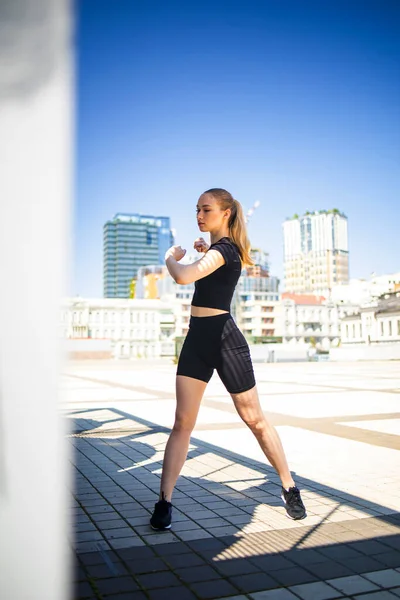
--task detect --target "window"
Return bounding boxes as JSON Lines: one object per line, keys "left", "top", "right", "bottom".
{"left": 380, "top": 322, "right": 384, "bottom": 336}
{"left": 398, "top": 320, "right": 400, "bottom": 336}
{"left": 352, "top": 324, "right": 356, "bottom": 338}
{"left": 388, "top": 321, "right": 392, "bottom": 336}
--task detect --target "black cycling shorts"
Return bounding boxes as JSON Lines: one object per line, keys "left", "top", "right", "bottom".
{"left": 177, "top": 313, "right": 256, "bottom": 394}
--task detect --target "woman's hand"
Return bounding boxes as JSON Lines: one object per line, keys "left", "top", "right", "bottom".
{"left": 165, "top": 245, "right": 186, "bottom": 262}
{"left": 193, "top": 237, "right": 209, "bottom": 253}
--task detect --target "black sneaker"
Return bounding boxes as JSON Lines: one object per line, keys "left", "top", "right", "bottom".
{"left": 281, "top": 486, "right": 307, "bottom": 520}
{"left": 150, "top": 495, "right": 172, "bottom": 531}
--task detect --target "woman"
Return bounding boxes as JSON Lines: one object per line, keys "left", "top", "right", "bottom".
{"left": 150, "top": 188, "right": 306, "bottom": 530}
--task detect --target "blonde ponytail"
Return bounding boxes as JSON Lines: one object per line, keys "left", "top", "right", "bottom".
{"left": 202, "top": 188, "right": 254, "bottom": 267}
{"left": 229, "top": 199, "right": 254, "bottom": 266}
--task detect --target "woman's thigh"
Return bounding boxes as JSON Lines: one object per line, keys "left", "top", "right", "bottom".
{"left": 177, "top": 329, "right": 214, "bottom": 384}
{"left": 217, "top": 318, "right": 255, "bottom": 394}
{"left": 174, "top": 375, "right": 208, "bottom": 430}
{"left": 230, "top": 385, "right": 264, "bottom": 426}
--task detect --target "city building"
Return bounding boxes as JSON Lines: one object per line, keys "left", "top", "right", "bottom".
{"left": 103, "top": 213, "right": 174, "bottom": 298}
{"left": 281, "top": 292, "right": 352, "bottom": 348}
{"left": 246, "top": 247, "right": 270, "bottom": 278}
{"left": 135, "top": 265, "right": 177, "bottom": 300}
{"left": 233, "top": 246, "right": 281, "bottom": 339}
{"left": 60, "top": 297, "right": 175, "bottom": 359}
{"left": 340, "top": 291, "right": 400, "bottom": 345}
{"left": 235, "top": 249, "right": 281, "bottom": 338}
{"left": 236, "top": 287, "right": 281, "bottom": 340}
{"left": 283, "top": 210, "right": 349, "bottom": 295}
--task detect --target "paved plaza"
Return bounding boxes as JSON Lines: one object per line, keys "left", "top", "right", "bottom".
{"left": 63, "top": 359, "right": 400, "bottom": 600}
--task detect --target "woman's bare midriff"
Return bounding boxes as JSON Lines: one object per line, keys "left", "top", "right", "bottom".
{"left": 191, "top": 306, "right": 229, "bottom": 317}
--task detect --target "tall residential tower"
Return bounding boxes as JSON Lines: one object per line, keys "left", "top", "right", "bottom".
{"left": 103, "top": 213, "right": 174, "bottom": 298}
{"left": 283, "top": 210, "right": 349, "bottom": 295}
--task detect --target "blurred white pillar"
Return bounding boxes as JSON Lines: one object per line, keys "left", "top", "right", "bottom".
{"left": 0, "top": 2, "right": 73, "bottom": 599}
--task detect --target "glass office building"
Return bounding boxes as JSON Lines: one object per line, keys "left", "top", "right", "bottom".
{"left": 103, "top": 213, "right": 174, "bottom": 298}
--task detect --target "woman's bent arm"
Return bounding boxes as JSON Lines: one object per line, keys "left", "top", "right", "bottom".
{"left": 166, "top": 249, "right": 225, "bottom": 285}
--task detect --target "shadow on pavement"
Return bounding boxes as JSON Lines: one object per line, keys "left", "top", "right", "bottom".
{"left": 68, "top": 407, "right": 400, "bottom": 600}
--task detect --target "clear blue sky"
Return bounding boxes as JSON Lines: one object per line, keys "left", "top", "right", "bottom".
{"left": 75, "top": 0, "right": 400, "bottom": 296}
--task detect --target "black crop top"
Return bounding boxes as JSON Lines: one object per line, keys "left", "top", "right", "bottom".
{"left": 191, "top": 237, "right": 242, "bottom": 312}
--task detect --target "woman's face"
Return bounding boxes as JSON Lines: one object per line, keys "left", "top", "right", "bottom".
{"left": 196, "top": 194, "right": 228, "bottom": 233}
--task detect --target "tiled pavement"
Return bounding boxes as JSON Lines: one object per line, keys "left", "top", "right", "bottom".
{"left": 63, "top": 360, "right": 400, "bottom": 600}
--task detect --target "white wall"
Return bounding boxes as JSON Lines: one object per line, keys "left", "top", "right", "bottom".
{"left": 0, "top": 2, "right": 72, "bottom": 599}
{"left": 331, "top": 343, "right": 400, "bottom": 361}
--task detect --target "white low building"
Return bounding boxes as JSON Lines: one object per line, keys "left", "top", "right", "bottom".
{"left": 340, "top": 292, "right": 400, "bottom": 345}
{"left": 60, "top": 297, "right": 175, "bottom": 359}
{"left": 280, "top": 293, "right": 354, "bottom": 349}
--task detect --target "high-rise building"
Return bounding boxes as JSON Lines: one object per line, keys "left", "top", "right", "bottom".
{"left": 283, "top": 210, "right": 349, "bottom": 295}
{"left": 104, "top": 213, "right": 174, "bottom": 298}
{"left": 246, "top": 247, "right": 270, "bottom": 278}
